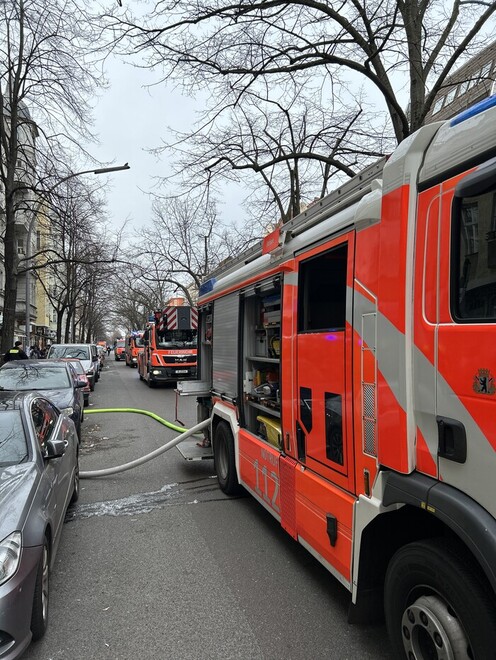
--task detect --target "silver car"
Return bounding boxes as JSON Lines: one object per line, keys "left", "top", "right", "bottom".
{"left": 0, "top": 391, "right": 79, "bottom": 658}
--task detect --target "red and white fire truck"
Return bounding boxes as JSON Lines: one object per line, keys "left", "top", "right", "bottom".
{"left": 137, "top": 299, "right": 198, "bottom": 386}
{"left": 179, "top": 96, "right": 496, "bottom": 657}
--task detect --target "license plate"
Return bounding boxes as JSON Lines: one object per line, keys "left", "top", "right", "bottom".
{"left": 175, "top": 369, "right": 188, "bottom": 374}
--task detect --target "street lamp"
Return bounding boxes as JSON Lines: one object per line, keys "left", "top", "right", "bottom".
{"left": 24, "top": 163, "right": 130, "bottom": 346}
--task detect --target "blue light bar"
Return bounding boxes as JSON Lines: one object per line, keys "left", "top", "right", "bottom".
{"left": 450, "top": 94, "right": 496, "bottom": 127}
{"left": 199, "top": 278, "right": 216, "bottom": 297}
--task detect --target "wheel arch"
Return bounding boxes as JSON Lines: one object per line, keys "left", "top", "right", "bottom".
{"left": 212, "top": 403, "right": 239, "bottom": 475}
{"left": 349, "top": 471, "right": 496, "bottom": 624}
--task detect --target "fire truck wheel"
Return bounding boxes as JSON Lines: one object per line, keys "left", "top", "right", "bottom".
{"left": 384, "top": 537, "right": 496, "bottom": 660}
{"left": 213, "top": 421, "right": 242, "bottom": 496}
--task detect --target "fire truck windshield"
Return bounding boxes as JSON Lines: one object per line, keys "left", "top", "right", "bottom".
{"left": 156, "top": 329, "right": 197, "bottom": 348}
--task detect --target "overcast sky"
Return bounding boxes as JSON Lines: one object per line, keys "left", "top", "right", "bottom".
{"left": 89, "top": 56, "right": 192, "bottom": 235}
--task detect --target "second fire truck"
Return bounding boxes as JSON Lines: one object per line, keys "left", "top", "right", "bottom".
{"left": 137, "top": 299, "right": 198, "bottom": 386}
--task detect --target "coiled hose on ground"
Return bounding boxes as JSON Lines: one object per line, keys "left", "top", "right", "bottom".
{"left": 80, "top": 407, "right": 209, "bottom": 479}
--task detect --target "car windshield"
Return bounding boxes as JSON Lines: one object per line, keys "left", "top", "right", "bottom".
{"left": 65, "top": 360, "right": 84, "bottom": 375}
{"left": 134, "top": 337, "right": 144, "bottom": 347}
{"left": 49, "top": 346, "right": 90, "bottom": 360}
{"left": 0, "top": 411, "right": 28, "bottom": 466}
{"left": 155, "top": 329, "right": 198, "bottom": 348}
{"left": 0, "top": 366, "right": 71, "bottom": 390}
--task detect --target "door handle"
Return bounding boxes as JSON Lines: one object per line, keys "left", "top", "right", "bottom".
{"left": 296, "top": 421, "right": 306, "bottom": 461}
{"left": 437, "top": 416, "right": 467, "bottom": 463}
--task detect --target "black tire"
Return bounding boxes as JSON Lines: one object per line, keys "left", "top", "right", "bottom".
{"left": 90, "top": 381, "right": 94, "bottom": 392}
{"left": 384, "top": 537, "right": 496, "bottom": 659}
{"left": 146, "top": 368, "right": 156, "bottom": 387}
{"left": 139, "top": 372, "right": 143, "bottom": 381}
{"left": 70, "top": 447, "right": 80, "bottom": 504}
{"left": 31, "top": 538, "right": 49, "bottom": 641}
{"left": 213, "top": 421, "right": 243, "bottom": 495}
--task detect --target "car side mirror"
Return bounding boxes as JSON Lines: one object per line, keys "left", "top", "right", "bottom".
{"left": 44, "top": 438, "right": 66, "bottom": 459}
{"left": 76, "top": 379, "right": 86, "bottom": 388}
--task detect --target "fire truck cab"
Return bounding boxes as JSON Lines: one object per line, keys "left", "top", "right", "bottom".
{"left": 137, "top": 300, "right": 198, "bottom": 387}
{"left": 125, "top": 331, "right": 144, "bottom": 367}
{"left": 180, "top": 96, "right": 496, "bottom": 658}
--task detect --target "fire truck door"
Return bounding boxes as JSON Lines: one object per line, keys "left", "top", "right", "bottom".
{"left": 435, "top": 168, "right": 496, "bottom": 513}
{"left": 295, "top": 235, "right": 355, "bottom": 493}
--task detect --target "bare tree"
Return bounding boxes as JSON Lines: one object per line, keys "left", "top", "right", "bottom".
{"left": 105, "top": 0, "right": 496, "bottom": 142}
{"left": 31, "top": 177, "right": 122, "bottom": 343}
{"left": 105, "top": 259, "right": 173, "bottom": 332}
{"left": 135, "top": 196, "right": 265, "bottom": 299}
{"left": 164, "top": 83, "right": 390, "bottom": 222}
{"left": 0, "top": 0, "right": 104, "bottom": 353}
{"left": 92, "top": 1, "right": 495, "bottom": 230}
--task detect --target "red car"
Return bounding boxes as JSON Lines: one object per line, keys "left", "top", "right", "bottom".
{"left": 60, "top": 359, "right": 91, "bottom": 407}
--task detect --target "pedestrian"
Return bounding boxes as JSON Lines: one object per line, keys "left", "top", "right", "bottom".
{"left": 107, "top": 345, "right": 111, "bottom": 356}
{"left": 3, "top": 341, "right": 29, "bottom": 362}
{"left": 29, "top": 345, "right": 41, "bottom": 358}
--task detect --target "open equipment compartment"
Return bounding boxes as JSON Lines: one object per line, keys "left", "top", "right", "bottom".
{"left": 241, "top": 277, "right": 282, "bottom": 449}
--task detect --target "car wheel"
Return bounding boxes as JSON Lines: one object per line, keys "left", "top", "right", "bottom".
{"left": 31, "top": 538, "right": 50, "bottom": 641}
{"left": 70, "top": 448, "right": 80, "bottom": 504}
{"left": 384, "top": 537, "right": 496, "bottom": 660}
{"left": 84, "top": 396, "right": 89, "bottom": 408}
{"left": 213, "top": 421, "right": 243, "bottom": 495}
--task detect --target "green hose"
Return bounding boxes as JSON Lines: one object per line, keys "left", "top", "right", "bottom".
{"left": 85, "top": 407, "right": 189, "bottom": 433}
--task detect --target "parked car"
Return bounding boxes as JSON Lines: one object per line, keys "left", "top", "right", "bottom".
{"left": 0, "top": 360, "right": 85, "bottom": 440}
{"left": 46, "top": 344, "right": 99, "bottom": 390}
{"left": 58, "top": 358, "right": 91, "bottom": 407}
{"left": 0, "top": 391, "right": 79, "bottom": 658}
{"left": 114, "top": 340, "right": 126, "bottom": 361}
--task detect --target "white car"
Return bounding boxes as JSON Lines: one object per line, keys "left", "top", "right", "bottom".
{"left": 46, "top": 344, "right": 99, "bottom": 391}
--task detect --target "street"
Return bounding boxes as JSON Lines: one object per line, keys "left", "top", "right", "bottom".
{"left": 23, "top": 356, "right": 392, "bottom": 660}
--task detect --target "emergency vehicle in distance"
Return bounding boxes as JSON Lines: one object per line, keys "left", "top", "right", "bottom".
{"left": 137, "top": 298, "right": 198, "bottom": 387}
{"left": 114, "top": 339, "right": 125, "bottom": 361}
{"left": 178, "top": 94, "right": 496, "bottom": 658}
{"left": 124, "top": 331, "right": 144, "bottom": 367}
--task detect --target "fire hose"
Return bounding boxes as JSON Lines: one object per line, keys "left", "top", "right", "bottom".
{"left": 80, "top": 407, "right": 210, "bottom": 479}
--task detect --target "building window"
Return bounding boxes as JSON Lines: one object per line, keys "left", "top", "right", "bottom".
{"left": 481, "top": 62, "right": 492, "bottom": 78}
{"left": 458, "top": 80, "right": 470, "bottom": 96}
{"left": 433, "top": 96, "right": 445, "bottom": 114}
{"left": 445, "top": 87, "right": 458, "bottom": 105}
